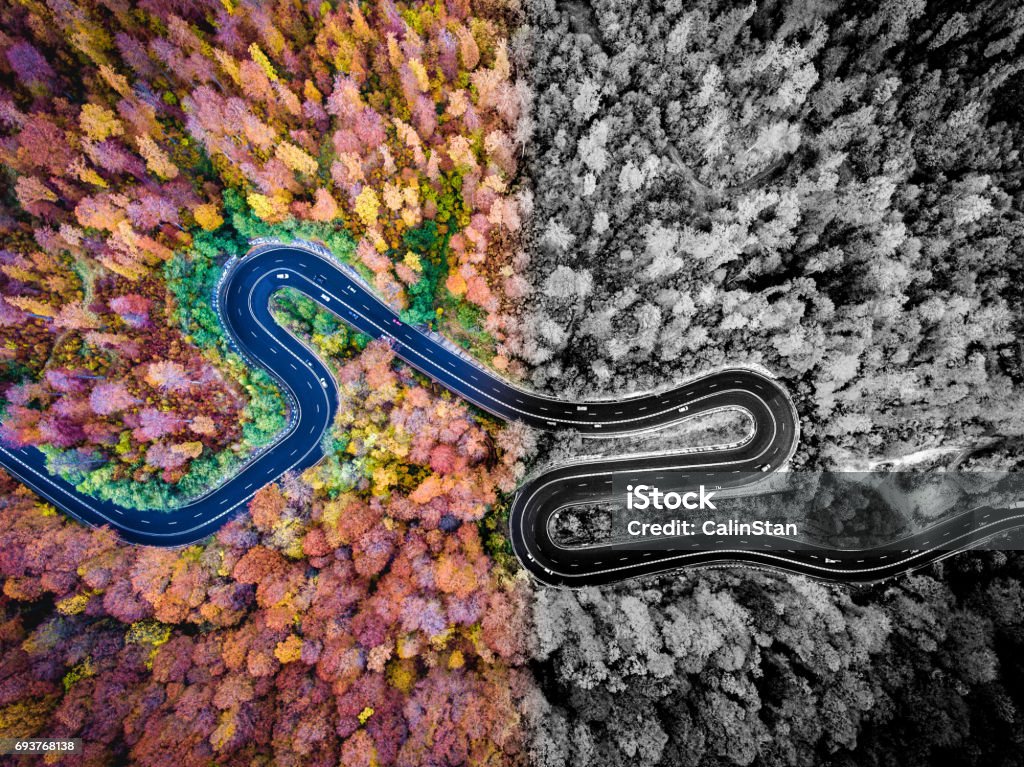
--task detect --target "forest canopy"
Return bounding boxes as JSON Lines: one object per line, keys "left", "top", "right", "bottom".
{"left": 2, "top": 0, "right": 1024, "bottom": 765}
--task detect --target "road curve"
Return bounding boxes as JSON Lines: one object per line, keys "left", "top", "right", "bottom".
{"left": 0, "top": 241, "right": 1020, "bottom": 585}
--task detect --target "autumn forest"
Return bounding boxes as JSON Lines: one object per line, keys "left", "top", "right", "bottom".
{"left": 3, "top": 0, "right": 1024, "bottom": 765}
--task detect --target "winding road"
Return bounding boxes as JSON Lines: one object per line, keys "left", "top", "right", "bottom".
{"left": 1, "top": 241, "right": 1020, "bottom": 586}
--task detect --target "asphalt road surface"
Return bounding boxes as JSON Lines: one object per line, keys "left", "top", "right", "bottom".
{"left": 1, "top": 241, "right": 1020, "bottom": 586}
